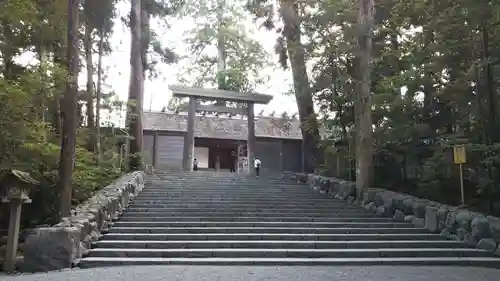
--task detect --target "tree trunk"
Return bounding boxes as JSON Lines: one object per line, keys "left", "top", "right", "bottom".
{"left": 95, "top": 28, "right": 105, "bottom": 162}
{"left": 127, "top": 0, "right": 144, "bottom": 171}
{"left": 279, "top": 0, "right": 322, "bottom": 173}
{"left": 84, "top": 20, "right": 95, "bottom": 151}
{"left": 58, "top": 0, "right": 80, "bottom": 218}
{"left": 355, "top": 0, "right": 375, "bottom": 201}
{"left": 216, "top": 0, "right": 227, "bottom": 105}
{"left": 52, "top": 42, "right": 65, "bottom": 135}
{"left": 37, "top": 43, "right": 49, "bottom": 121}
{"left": 140, "top": 2, "right": 149, "bottom": 75}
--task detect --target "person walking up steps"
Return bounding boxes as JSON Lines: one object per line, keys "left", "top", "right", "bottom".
{"left": 193, "top": 158, "right": 198, "bottom": 171}
{"left": 254, "top": 157, "right": 261, "bottom": 178}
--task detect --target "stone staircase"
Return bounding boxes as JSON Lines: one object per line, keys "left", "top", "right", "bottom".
{"left": 79, "top": 171, "right": 500, "bottom": 268}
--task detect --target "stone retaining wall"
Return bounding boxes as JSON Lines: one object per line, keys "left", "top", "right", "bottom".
{"left": 290, "top": 173, "right": 500, "bottom": 256}
{"left": 21, "top": 171, "right": 145, "bottom": 272}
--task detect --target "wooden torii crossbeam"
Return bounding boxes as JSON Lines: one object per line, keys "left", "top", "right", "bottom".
{"left": 169, "top": 85, "right": 273, "bottom": 173}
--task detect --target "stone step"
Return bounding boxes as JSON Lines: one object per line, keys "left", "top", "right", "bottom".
{"left": 136, "top": 193, "right": 321, "bottom": 197}
{"left": 100, "top": 233, "right": 446, "bottom": 241}
{"left": 92, "top": 239, "right": 469, "bottom": 249}
{"left": 143, "top": 183, "right": 307, "bottom": 187}
{"left": 78, "top": 257, "right": 500, "bottom": 268}
{"left": 131, "top": 198, "right": 342, "bottom": 204}
{"left": 127, "top": 202, "right": 354, "bottom": 208}
{"left": 107, "top": 227, "right": 425, "bottom": 235}
{"left": 120, "top": 211, "right": 370, "bottom": 217}
{"left": 123, "top": 208, "right": 365, "bottom": 213}
{"left": 120, "top": 212, "right": 376, "bottom": 218}
{"left": 86, "top": 248, "right": 492, "bottom": 259}
{"left": 140, "top": 187, "right": 321, "bottom": 190}
{"left": 83, "top": 174, "right": 500, "bottom": 270}
{"left": 138, "top": 188, "right": 316, "bottom": 192}
{"left": 126, "top": 204, "right": 359, "bottom": 210}
{"left": 116, "top": 216, "right": 395, "bottom": 222}
{"left": 111, "top": 221, "right": 411, "bottom": 228}
{"left": 141, "top": 187, "right": 316, "bottom": 190}
{"left": 134, "top": 194, "right": 331, "bottom": 200}
{"left": 120, "top": 208, "right": 373, "bottom": 217}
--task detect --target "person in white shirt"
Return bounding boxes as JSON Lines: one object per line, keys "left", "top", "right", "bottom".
{"left": 254, "top": 157, "right": 261, "bottom": 178}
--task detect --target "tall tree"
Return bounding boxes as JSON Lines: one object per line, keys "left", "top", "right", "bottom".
{"left": 127, "top": 0, "right": 144, "bottom": 170}
{"left": 84, "top": 0, "right": 95, "bottom": 149}
{"left": 280, "top": 0, "right": 322, "bottom": 172}
{"left": 58, "top": 0, "right": 81, "bottom": 218}
{"left": 354, "top": 0, "right": 375, "bottom": 199}
{"left": 178, "top": 0, "right": 268, "bottom": 94}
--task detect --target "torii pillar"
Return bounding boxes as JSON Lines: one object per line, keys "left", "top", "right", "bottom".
{"left": 247, "top": 102, "right": 255, "bottom": 174}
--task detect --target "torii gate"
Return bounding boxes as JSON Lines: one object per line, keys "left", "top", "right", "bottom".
{"left": 169, "top": 85, "right": 273, "bottom": 174}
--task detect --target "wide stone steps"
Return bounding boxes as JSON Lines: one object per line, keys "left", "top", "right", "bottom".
{"left": 93, "top": 240, "right": 470, "bottom": 249}
{"left": 120, "top": 212, "right": 376, "bottom": 218}
{"left": 79, "top": 257, "right": 500, "bottom": 267}
{"left": 111, "top": 221, "right": 411, "bottom": 228}
{"left": 99, "top": 233, "right": 448, "bottom": 241}
{"left": 86, "top": 248, "right": 492, "bottom": 258}
{"left": 106, "top": 227, "right": 426, "bottom": 235}
{"left": 79, "top": 171, "right": 500, "bottom": 268}
{"left": 116, "top": 216, "right": 396, "bottom": 222}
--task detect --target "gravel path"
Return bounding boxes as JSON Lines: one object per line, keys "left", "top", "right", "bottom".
{"left": 1, "top": 266, "right": 500, "bottom": 281}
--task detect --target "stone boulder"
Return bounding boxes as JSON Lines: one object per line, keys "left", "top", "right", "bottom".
{"left": 437, "top": 207, "right": 449, "bottom": 230}
{"left": 402, "top": 198, "right": 415, "bottom": 215}
{"left": 393, "top": 210, "right": 405, "bottom": 222}
{"left": 440, "top": 228, "right": 454, "bottom": 239}
{"left": 22, "top": 227, "right": 81, "bottom": 272}
{"left": 455, "top": 210, "right": 474, "bottom": 231}
{"left": 296, "top": 173, "right": 308, "bottom": 183}
{"left": 487, "top": 216, "right": 500, "bottom": 243}
{"left": 375, "top": 206, "right": 386, "bottom": 217}
{"left": 477, "top": 238, "right": 498, "bottom": 252}
{"left": 404, "top": 215, "right": 416, "bottom": 224}
{"left": 21, "top": 171, "right": 144, "bottom": 272}
{"left": 365, "top": 202, "right": 376, "bottom": 213}
{"left": 363, "top": 189, "right": 377, "bottom": 205}
{"left": 412, "top": 217, "right": 425, "bottom": 228}
{"left": 471, "top": 215, "right": 491, "bottom": 241}
{"left": 425, "top": 206, "right": 439, "bottom": 232}
{"left": 412, "top": 201, "right": 427, "bottom": 219}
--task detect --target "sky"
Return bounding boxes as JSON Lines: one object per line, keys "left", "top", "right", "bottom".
{"left": 95, "top": 0, "right": 299, "bottom": 123}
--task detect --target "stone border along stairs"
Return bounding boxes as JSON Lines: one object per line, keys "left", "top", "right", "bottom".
{"left": 294, "top": 173, "right": 500, "bottom": 257}
{"left": 72, "top": 170, "right": 500, "bottom": 268}
{"left": 20, "top": 171, "right": 145, "bottom": 272}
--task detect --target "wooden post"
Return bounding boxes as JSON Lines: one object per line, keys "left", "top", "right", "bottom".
{"left": 279, "top": 139, "right": 283, "bottom": 172}
{"left": 453, "top": 144, "right": 467, "bottom": 206}
{"left": 300, "top": 139, "right": 305, "bottom": 173}
{"left": 152, "top": 130, "right": 158, "bottom": 168}
{"left": 459, "top": 163, "right": 465, "bottom": 205}
{"left": 3, "top": 201, "right": 22, "bottom": 273}
{"left": 247, "top": 102, "right": 255, "bottom": 174}
{"left": 183, "top": 97, "right": 196, "bottom": 171}
{"left": 336, "top": 151, "right": 341, "bottom": 177}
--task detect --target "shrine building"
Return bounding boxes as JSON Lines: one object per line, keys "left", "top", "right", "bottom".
{"left": 141, "top": 86, "right": 304, "bottom": 175}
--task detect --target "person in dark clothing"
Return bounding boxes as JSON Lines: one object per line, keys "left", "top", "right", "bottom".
{"left": 230, "top": 151, "right": 237, "bottom": 172}
{"left": 193, "top": 158, "right": 198, "bottom": 171}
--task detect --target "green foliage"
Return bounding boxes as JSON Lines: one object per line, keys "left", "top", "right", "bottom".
{"left": 0, "top": 0, "right": 124, "bottom": 230}
{"left": 176, "top": 0, "right": 269, "bottom": 92}
{"left": 304, "top": 0, "right": 500, "bottom": 215}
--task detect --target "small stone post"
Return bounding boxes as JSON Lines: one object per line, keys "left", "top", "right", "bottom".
{"left": 0, "top": 169, "right": 38, "bottom": 273}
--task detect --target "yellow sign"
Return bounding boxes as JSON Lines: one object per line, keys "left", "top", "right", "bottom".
{"left": 453, "top": 145, "right": 466, "bottom": 164}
